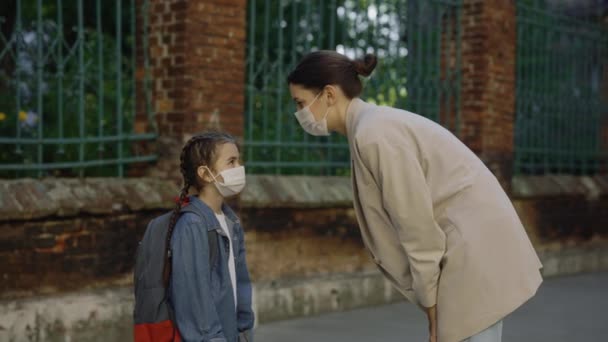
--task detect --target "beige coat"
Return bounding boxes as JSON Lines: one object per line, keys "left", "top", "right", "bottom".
{"left": 346, "top": 98, "right": 542, "bottom": 342}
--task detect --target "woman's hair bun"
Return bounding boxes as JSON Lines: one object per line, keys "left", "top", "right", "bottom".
{"left": 352, "top": 54, "right": 378, "bottom": 77}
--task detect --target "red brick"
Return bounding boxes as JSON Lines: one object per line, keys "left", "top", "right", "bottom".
{"left": 457, "top": 0, "right": 516, "bottom": 190}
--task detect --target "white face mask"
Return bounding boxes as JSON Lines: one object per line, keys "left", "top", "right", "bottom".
{"left": 205, "top": 166, "right": 246, "bottom": 197}
{"left": 294, "top": 92, "right": 330, "bottom": 136}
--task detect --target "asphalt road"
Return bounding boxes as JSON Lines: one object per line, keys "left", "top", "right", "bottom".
{"left": 256, "top": 272, "right": 608, "bottom": 342}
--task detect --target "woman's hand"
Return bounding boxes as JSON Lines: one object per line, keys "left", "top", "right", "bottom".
{"left": 425, "top": 305, "right": 437, "bottom": 342}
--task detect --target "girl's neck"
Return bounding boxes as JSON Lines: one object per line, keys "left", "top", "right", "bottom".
{"left": 198, "top": 186, "right": 224, "bottom": 214}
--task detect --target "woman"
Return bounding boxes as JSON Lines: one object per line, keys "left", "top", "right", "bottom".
{"left": 287, "top": 51, "right": 542, "bottom": 342}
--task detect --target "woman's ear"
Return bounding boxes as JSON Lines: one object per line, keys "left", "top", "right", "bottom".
{"left": 324, "top": 85, "right": 338, "bottom": 106}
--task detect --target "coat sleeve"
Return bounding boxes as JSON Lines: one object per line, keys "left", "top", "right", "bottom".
{"left": 171, "top": 216, "right": 227, "bottom": 342}
{"left": 359, "top": 139, "right": 446, "bottom": 308}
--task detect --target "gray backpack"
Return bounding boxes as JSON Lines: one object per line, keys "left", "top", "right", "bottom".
{"left": 133, "top": 204, "right": 218, "bottom": 341}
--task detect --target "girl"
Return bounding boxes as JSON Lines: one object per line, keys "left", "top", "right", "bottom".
{"left": 168, "top": 131, "right": 254, "bottom": 342}
{"left": 287, "top": 51, "right": 542, "bottom": 342}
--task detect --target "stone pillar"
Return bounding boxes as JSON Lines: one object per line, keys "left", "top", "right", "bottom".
{"left": 460, "top": 0, "right": 517, "bottom": 192}
{"left": 145, "top": 0, "right": 247, "bottom": 181}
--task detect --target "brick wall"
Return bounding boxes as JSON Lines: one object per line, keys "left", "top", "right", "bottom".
{"left": 438, "top": 4, "right": 462, "bottom": 134}
{"left": 2, "top": 176, "right": 608, "bottom": 300}
{"left": 241, "top": 208, "right": 374, "bottom": 282}
{"left": 0, "top": 177, "right": 372, "bottom": 298}
{"left": 144, "top": 0, "right": 247, "bottom": 181}
{"left": 460, "top": 0, "right": 517, "bottom": 191}
{"left": 0, "top": 212, "right": 159, "bottom": 298}
{"left": 0, "top": 178, "right": 176, "bottom": 299}
{"left": 0, "top": 205, "right": 375, "bottom": 297}
{"left": 512, "top": 175, "right": 608, "bottom": 240}
{"left": 145, "top": 0, "right": 247, "bottom": 138}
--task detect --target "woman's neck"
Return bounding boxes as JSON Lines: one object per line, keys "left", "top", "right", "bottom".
{"left": 329, "top": 97, "right": 354, "bottom": 136}
{"left": 198, "top": 186, "right": 224, "bottom": 214}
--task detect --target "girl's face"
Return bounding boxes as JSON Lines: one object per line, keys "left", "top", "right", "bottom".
{"left": 199, "top": 142, "right": 241, "bottom": 184}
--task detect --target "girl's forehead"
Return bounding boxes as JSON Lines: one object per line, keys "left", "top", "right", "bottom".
{"left": 216, "top": 143, "right": 240, "bottom": 158}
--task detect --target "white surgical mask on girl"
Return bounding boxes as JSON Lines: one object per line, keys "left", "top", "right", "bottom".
{"left": 205, "top": 166, "right": 246, "bottom": 197}
{"left": 294, "top": 91, "right": 330, "bottom": 136}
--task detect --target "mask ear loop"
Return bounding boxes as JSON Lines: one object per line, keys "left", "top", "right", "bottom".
{"left": 304, "top": 91, "right": 323, "bottom": 111}
{"left": 319, "top": 90, "right": 331, "bottom": 121}
{"left": 205, "top": 166, "right": 235, "bottom": 188}
{"left": 202, "top": 166, "right": 221, "bottom": 183}
{"left": 321, "top": 105, "right": 330, "bottom": 120}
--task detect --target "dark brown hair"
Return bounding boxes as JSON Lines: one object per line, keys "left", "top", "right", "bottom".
{"left": 162, "top": 131, "right": 238, "bottom": 286}
{"left": 287, "top": 50, "right": 377, "bottom": 98}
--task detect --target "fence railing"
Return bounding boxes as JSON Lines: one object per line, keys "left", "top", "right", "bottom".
{"left": 515, "top": 0, "right": 608, "bottom": 175}
{"left": 0, "top": 0, "right": 156, "bottom": 178}
{"left": 405, "top": 0, "right": 462, "bottom": 134}
{"left": 244, "top": 0, "right": 462, "bottom": 175}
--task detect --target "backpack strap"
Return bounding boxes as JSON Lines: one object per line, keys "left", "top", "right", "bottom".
{"left": 207, "top": 229, "right": 219, "bottom": 268}
{"left": 162, "top": 204, "right": 219, "bottom": 342}
{"left": 180, "top": 206, "right": 219, "bottom": 268}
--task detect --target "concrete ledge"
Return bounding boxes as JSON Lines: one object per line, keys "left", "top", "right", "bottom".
{"left": 253, "top": 271, "right": 403, "bottom": 323}
{"left": 245, "top": 174, "right": 608, "bottom": 207}
{"left": 0, "top": 175, "right": 353, "bottom": 221}
{"left": 512, "top": 175, "right": 608, "bottom": 199}
{"left": 241, "top": 175, "right": 353, "bottom": 208}
{"left": 0, "top": 178, "right": 177, "bottom": 222}
{"left": 4, "top": 174, "right": 608, "bottom": 220}
{"left": 536, "top": 241, "right": 608, "bottom": 277}
{"left": 3, "top": 242, "right": 608, "bottom": 341}
{"left": 0, "top": 287, "right": 132, "bottom": 342}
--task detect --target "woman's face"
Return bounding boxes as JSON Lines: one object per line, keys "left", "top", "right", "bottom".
{"left": 289, "top": 83, "right": 327, "bottom": 121}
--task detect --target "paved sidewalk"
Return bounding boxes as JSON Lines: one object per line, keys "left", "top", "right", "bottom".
{"left": 256, "top": 272, "right": 608, "bottom": 341}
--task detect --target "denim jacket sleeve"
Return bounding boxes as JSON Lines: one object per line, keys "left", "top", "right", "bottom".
{"left": 235, "top": 222, "right": 255, "bottom": 339}
{"left": 171, "top": 214, "right": 227, "bottom": 342}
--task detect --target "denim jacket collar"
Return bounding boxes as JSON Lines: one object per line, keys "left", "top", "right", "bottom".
{"left": 187, "top": 195, "right": 240, "bottom": 232}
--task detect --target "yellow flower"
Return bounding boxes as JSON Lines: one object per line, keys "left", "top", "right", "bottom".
{"left": 19, "top": 111, "right": 27, "bottom": 121}
{"left": 0, "top": 112, "right": 6, "bottom": 121}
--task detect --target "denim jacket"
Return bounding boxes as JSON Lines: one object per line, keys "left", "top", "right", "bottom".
{"left": 170, "top": 196, "right": 254, "bottom": 342}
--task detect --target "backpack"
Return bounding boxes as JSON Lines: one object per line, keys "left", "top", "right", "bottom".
{"left": 133, "top": 203, "right": 218, "bottom": 342}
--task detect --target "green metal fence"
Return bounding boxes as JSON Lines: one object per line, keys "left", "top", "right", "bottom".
{"left": 245, "top": 0, "right": 462, "bottom": 175}
{"left": 406, "top": 0, "right": 462, "bottom": 133}
{"left": 515, "top": 0, "right": 608, "bottom": 175}
{"left": 0, "top": 0, "right": 156, "bottom": 178}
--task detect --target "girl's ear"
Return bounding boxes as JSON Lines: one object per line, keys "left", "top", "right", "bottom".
{"left": 197, "top": 166, "right": 213, "bottom": 183}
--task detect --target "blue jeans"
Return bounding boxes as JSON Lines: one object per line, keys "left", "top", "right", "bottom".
{"left": 462, "top": 320, "right": 503, "bottom": 342}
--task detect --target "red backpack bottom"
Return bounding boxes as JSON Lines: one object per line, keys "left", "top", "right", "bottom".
{"left": 134, "top": 320, "right": 181, "bottom": 342}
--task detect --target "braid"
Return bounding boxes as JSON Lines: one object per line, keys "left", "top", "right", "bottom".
{"left": 162, "top": 135, "right": 205, "bottom": 287}
{"left": 162, "top": 183, "right": 190, "bottom": 287}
